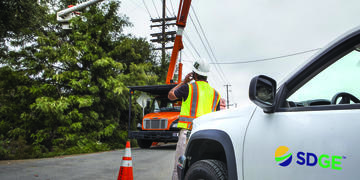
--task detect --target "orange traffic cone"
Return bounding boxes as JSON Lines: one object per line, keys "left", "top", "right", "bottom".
{"left": 117, "top": 141, "right": 133, "bottom": 180}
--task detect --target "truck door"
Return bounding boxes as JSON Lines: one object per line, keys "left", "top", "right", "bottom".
{"left": 243, "top": 43, "right": 360, "bottom": 179}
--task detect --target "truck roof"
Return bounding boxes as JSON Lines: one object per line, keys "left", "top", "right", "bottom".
{"left": 128, "top": 84, "right": 177, "bottom": 95}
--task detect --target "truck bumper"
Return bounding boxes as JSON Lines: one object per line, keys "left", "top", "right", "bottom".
{"left": 129, "top": 130, "right": 179, "bottom": 142}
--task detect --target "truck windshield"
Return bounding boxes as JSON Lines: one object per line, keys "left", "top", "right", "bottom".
{"left": 153, "top": 98, "right": 181, "bottom": 112}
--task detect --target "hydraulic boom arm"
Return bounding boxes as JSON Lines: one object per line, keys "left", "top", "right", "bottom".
{"left": 57, "top": 0, "right": 103, "bottom": 29}
{"left": 166, "top": 0, "right": 192, "bottom": 84}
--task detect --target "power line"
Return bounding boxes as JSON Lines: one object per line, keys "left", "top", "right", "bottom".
{"left": 151, "top": 0, "right": 160, "bottom": 18}
{"left": 161, "top": 0, "right": 176, "bottom": 17}
{"left": 188, "top": 15, "right": 211, "bottom": 57}
{"left": 211, "top": 48, "right": 321, "bottom": 64}
{"left": 165, "top": 1, "right": 202, "bottom": 60}
{"left": 183, "top": 59, "right": 228, "bottom": 89}
{"left": 169, "top": 0, "right": 177, "bottom": 16}
{"left": 188, "top": 7, "right": 229, "bottom": 84}
{"left": 182, "top": 46, "right": 223, "bottom": 89}
{"left": 190, "top": 6, "right": 226, "bottom": 70}
{"left": 182, "top": 43, "right": 198, "bottom": 61}
{"left": 192, "top": 7, "right": 230, "bottom": 84}
{"left": 181, "top": 57, "right": 225, "bottom": 92}
{"left": 183, "top": 58, "right": 224, "bottom": 90}
{"left": 165, "top": 0, "right": 225, "bottom": 88}
{"left": 188, "top": 14, "right": 228, "bottom": 84}
{"left": 142, "top": 0, "right": 153, "bottom": 18}
{"left": 172, "top": 7, "right": 228, "bottom": 88}
{"left": 166, "top": 1, "right": 203, "bottom": 65}
{"left": 184, "top": 32, "right": 202, "bottom": 58}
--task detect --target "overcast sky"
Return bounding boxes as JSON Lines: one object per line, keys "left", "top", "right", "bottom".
{"left": 117, "top": 0, "right": 360, "bottom": 107}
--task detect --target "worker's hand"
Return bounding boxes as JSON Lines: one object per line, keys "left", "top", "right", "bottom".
{"left": 184, "top": 72, "right": 194, "bottom": 83}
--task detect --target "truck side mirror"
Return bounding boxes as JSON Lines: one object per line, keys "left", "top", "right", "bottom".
{"left": 249, "top": 75, "right": 277, "bottom": 113}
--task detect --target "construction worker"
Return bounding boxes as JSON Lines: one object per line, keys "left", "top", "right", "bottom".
{"left": 168, "top": 59, "right": 221, "bottom": 180}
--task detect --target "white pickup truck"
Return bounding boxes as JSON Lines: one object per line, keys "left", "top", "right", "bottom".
{"left": 177, "top": 26, "right": 360, "bottom": 180}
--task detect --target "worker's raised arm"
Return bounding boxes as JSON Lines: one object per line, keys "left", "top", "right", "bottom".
{"left": 168, "top": 87, "right": 179, "bottom": 101}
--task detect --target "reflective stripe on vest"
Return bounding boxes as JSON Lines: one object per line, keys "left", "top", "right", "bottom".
{"left": 190, "top": 82, "right": 198, "bottom": 117}
{"left": 177, "top": 121, "right": 192, "bottom": 129}
{"left": 178, "top": 81, "right": 220, "bottom": 129}
{"left": 212, "top": 90, "right": 220, "bottom": 112}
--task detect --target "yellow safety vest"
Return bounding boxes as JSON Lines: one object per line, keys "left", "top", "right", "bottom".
{"left": 177, "top": 81, "right": 220, "bottom": 129}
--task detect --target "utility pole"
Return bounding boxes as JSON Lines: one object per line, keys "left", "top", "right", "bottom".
{"left": 150, "top": 0, "right": 177, "bottom": 74}
{"left": 224, "top": 84, "right": 232, "bottom": 109}
{"left": 161, "top": 0, "right": 166, "bottom": 66}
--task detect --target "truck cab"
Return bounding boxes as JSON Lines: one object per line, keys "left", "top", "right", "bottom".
{"left": 141, "top": 96, "right": 180, "bottom": 131}
{"left": 128, "top": 84, "right": 181, "bottom": 148}
{"left": 178, "top": 26, "right": 360, "bottom": 180}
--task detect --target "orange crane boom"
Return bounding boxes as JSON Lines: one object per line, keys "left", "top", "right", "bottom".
{"left": 166, "top": 0, "right": 192, "bottom": 84}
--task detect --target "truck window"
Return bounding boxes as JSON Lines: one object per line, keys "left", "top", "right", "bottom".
{"left": 286, "top": 48, "right": 360, "bottom": 107}
{"left": 152, "top": 97, "right": 181, "bottom": 112}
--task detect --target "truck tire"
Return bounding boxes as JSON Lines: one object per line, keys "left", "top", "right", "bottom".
{"left": 137, "top": 139, "right": 152, "bottom": 148}
{"left": 184, "top": 159, "right": 227, "bottom": 180}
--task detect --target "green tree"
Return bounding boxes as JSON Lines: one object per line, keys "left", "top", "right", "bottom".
{"left": 0, "top": 0, "right": 162, "bottom": 159}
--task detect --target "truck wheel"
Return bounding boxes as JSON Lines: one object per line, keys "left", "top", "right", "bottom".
{"left": 184, "top": 159, "right": 227, "bottom": 180}
{"left": 137, "top": 139, "right": 152, "bottom": 148}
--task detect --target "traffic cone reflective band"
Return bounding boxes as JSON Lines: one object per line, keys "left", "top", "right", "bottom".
{"left": 117, "top": 141, "right": 133, "bottom": 180}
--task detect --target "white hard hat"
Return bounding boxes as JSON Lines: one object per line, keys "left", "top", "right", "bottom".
{"left": 192, "top": 59, "right": 210, "bottom": 76}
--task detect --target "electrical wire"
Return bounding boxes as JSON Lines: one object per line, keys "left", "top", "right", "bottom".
{"left": 160, "top": 0, "right": 176, "bottom": 17}
{"left": 182, "top": 42, "right": 198, "bottom": 61}
{"left": 188, "top": 15, "right": 210, "bottom": 58}
{"left": 165, "top": 0, "right": 226, "bottom": 88}
{"left": 167, "top": 2, "right": 229, "bottom": 87}
{"left": 188, "top": 15, "right": 228, "bottom": 85}
{"left": 166, "top": 0, "right": 202, "bottom": 62}
{"left": 151, "top": 0, "right": 160, "bottom": 18}
{"left": 190, "top": 6, "right": 227, "bottom": 71}
{"left": 180, "top": 56, "right": 225, "bottom": 90}
{"left": 184, "top": 32, "right": 202, "bottom": 58}
{"left": 190, "top": 7, "right": 229, "bottom": 85}
{"left": 182, "top": 58, "right": 224, "bottom": 89}
{"left": 142, "top": 0, "right": 153, "bottom": 18}
{"left": 188, "top": 7, "right": 230, "bottom": 84}
{"left": 211, "top": 48, "right": 321, "bottom": 64}
{"left": 166, "top": 1, "right": 202, "bottom": 61}
{"left": 169, "top": 0, "right": 177, "bottom": 17}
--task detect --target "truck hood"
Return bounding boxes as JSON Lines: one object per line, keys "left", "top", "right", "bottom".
{"left": 191, "top": 103, "right": 257, "bottom": 138}
{"left": 143, "top": 111, "right": 179, "bottom": 121}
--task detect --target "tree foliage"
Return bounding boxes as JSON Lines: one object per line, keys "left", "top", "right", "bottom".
{"left": 0, "top": 0, "right": 164, "bottom": 159}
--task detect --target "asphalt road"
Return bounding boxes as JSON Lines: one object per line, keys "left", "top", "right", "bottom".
{"left": 0, "top": 143, "right": 176, "bottom": 180}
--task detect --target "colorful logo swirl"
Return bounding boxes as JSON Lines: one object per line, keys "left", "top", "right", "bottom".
{"left": 275, "top": 146, "right": 292, "bottom": 167}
